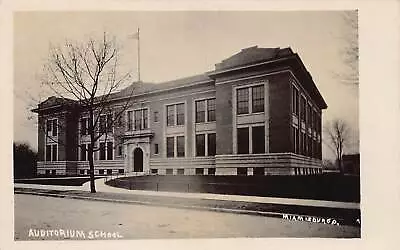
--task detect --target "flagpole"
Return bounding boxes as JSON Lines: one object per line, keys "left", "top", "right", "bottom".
{"left": 137, "top": 27, "right": 140, "bottom": 82}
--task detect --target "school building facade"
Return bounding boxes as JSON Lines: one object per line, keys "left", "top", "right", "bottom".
{"left": 33, "top": 46, "right": 327, "bottom": 176}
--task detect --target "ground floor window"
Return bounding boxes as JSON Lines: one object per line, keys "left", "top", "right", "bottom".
{"left": 46, "top": 144, "right": 58, "bottom": 161}
{"left": 51, "top": 170, "right": 56, "bottom": 175}
{"left": 79, "top": 169, "right": 84, "bottom": 175}
{"left": 166, "top": 168, "right": 173, "bottom": 175}
{"left": 253, "top": 167, "right": 265, "bottom": 176}
{"left": 252, "top": 126, "right": 265, "bottom": 154}
{"left": 208, "top": 168, "right": 216, "bottom": 175}
{"left": 45, "top": 170, "right": 50, "bottom": 175}
{"left": 195, "top": 168, "right": 204, "bottom": 175}
{"left": 237, "top": 167, "right": 247, "bottom": 176}
{"left": 207, "top": 133, "right": 216, "bottom": 156}
{"left": 237, "top": 127, "right": 249, "bottom": 154}
{"left": 151, "top": 169, "right": 158, "bottom": 174}
{"left": 99, "top": 169, "right": 104, "bottom": 175}
{"left": 177, "top": 169, "right": 185, "bottom": 175}
{"left": 177, "top": 136, "right": 185, "bottom": 157}
{"left": 118, "top": 169, "right": 124, "bottom": 174}
{"left": 107, "top": 169, "right": 112, "bottom": 175}
{"left": 166, "top": 137, "right": 174, "bottom": 158}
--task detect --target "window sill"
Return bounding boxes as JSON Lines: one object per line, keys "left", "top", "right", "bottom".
{"left": 236, "top": 112, "right": 264, "bottom": 117}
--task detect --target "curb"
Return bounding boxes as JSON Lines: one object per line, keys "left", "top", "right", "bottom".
{"left": 15, "top": 189, "right": 357, "bottom": 227}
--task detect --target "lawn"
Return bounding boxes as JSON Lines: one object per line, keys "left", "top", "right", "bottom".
{"left": 14, "top": 176, "right": 102, "bottom": 186}
{"left": 106, "top": 174, "right": 360, "bottom": 202}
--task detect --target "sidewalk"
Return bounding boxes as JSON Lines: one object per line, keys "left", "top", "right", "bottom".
{"left": 14, "top": 178, "right": 360, "bottom": 210}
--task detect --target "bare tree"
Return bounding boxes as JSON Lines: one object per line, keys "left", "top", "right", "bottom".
{"left": 337, "top": 11, "right": 359, "bottom": 85}
{"left": 40, "top": 32, "right": 135, "bottom": 193}
{"left": 325, "top": 119, "right": 349, "bottom": 173}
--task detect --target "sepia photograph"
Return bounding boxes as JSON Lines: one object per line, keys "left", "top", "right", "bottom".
{"left": 11, "top": 10, "right": 362, "bottom": 240}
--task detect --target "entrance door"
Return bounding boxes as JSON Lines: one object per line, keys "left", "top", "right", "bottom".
{"left": 133, "top": 147, "right": 143, "bottom": 172}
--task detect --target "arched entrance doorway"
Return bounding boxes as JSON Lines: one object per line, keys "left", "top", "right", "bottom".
{"left": 133, "top": 147, "right": 143, "bottom": 172}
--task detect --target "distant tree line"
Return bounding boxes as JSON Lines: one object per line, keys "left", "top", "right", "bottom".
{"left": 13, "top": 142, "right": 37, "bottom": 179}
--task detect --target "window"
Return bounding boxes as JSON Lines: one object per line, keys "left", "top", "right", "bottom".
{"left": 195, "top": 100, "right": 206, "bottom": 123}
{"left": 86, "top": 169, "right": 90, "bottom": 175}
{"left": 208, "top": 133, "right": 216, "bottom": 156}
{"left": 177, "top": 136, "right": 185, "bottom": 157}
{"left": 51, "top": 170, "right": 56, "bottom": 175}
{"left": 254, "top": 168, "right": 265, "bottom": 176}
{"left": 107, "top": 169, "right": 112, "bottom": 175}
{"left": 177, "top": 169, "right": 185, "bottom": 175}
{"left": 252, "top": 126, "right": 265, "bottom": 154}
{"left": 106, "top": 114, "right": 113, "bottom": 133}
{"left": 52, "top": 119, "right": 57, "bottom": 136}
{"left": 166, "top": 168, "right": 173, "bottom": 175}
{"left": 133, "top": 109, "right": 148, "bottom": 130}
{"left": 176, "top": 103, "right": 185, "bottom": 125}
{"left": 237, "top": 127, "right": 249, "bottom": 154}
{"left": 46, "top": 119, "right": 57, "bottom": 136}
{"left": 166, "top": 137, "right": 174, "bottom": 158}
{"left": 51, "top": 145, "right": 57, "bottom": 161}
{"left": 99, "top": 115, "right": 106, "bottom": 133}
{"left": 237, "top": 167, "right": 247, "bottom": 176}
{"left": 208, "top": 168, "right": 216, "bottom": 175}
{"left": 207, "top": 98, "right": 216, "bottom": 122}
{"left": 154, "top": 144, "right": 159, "bottom": 155}
{"left": 292, "top": 87, "right": 299, "bottom": 115}
{"left": 99, "top": 169, "right": 104, "bottom": 175}
{"left": 79, "top": 170, "right": 85, "bottom": 175}
{"left": 154, "top": 111, "right": 159, "bottom": 122}
{"left": 45, "top": 170, "right": 50, "bottom": 175}
{"left": 143, "top": 109, "right": 148, "bottom": 129}
{"left": 196, "top": 134, "right": 205, "bottom": 156}
{"left": 167, "top": 103, "right": 185, "bottom": 126}
{"left": 292, "top": 126, "right": 299, "bottom": 154}
{"left": 252, "top": 85, "right": 264, "bottom": 113}
{"left": 99, "top": 142, "right": 106, "bottom": 160}
{"left": 151, "top": 169, "right": 158, "bottom": 174}
{"left": 80, "top": 144, "right": 87, "bottom": 161}
{"left": 134, "top": 110, "right": 142, "bottom": 130}
{"left": 127, "top": 111, "right": 133, "bottom": 131}
{"left": 81, "top": 118, "right": 88, "bottom": 135}
{"left": 195, "top": 168, "right": 204, "bottom": 175}
{"left": 117, "top": 145, "right": 123, "bottom": 156}
{"left": 300, "top": 97, "right": 306, "bottom": 122}
{"left": 167, "top": 105, "right": 175, "bottom": 126}
{"left": 237, "top": 88, "right": 249, "bottom": 114}
{"left": 107, "top": 142, "right": 113, "bottom": 160}
{"left": 46, "top": 145, "right": 51, "bottom": 161}
{"left": 119, "top": 169, "right": 124, "bottom": 174}
{"left": 307, "top": 104, "right": 312, "bottom": 127}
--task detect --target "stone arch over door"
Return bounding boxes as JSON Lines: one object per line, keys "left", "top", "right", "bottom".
{"left": 133, "top": 147, "right": 143, "bottom": 172}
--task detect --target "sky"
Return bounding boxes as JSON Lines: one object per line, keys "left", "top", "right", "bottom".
{"left": 13, "top": 11, "right": 359, "bottom": 160}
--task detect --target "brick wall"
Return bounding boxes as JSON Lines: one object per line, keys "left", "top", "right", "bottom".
{"left": 215, "top": 83, "right": 233, "bottom": 155}
{"left": 269, "top": 72, "right": 291, "bottom": 153}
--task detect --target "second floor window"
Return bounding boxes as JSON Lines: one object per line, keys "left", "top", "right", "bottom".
{"left": 195, "top": 98, "right": 216, "bottom": 123}
{"left": 99, "top": 114, "right": 112, "bottom": 133}
{"left": 167, "top": 103, "right": 185, "bottom": 126}
{"left": 252, "top": 85, "right": 264, "bottom": 113}
{"left": 292, "top": 86, "right": 299, "bottom": 116}
{"left": 300, "top": 96, "right": 307, "bottom": 122}
{"left": 237, "top": 84, "right": 265, "bottom": 115}
{"left": 46, "top": 119, "right": 57, "bottom": 137}
{"left": 80, "top": 118, "right": 88, "bottom": 135}
{"left": 237, "top": 88, "right": 249, "bottom": 115}
{"left": 195, "top": 100, "right": 206, "bottom": 123}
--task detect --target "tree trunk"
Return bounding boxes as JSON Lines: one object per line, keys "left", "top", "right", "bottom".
{"left": 88, "top": 111, "right": 96, "bottom": 193}
{"left": 88, "top": 147, "right": 96, "bottom": 193}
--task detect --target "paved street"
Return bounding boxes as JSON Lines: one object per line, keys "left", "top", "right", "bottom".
{"left": 15, "top": 194, "right": 360, "bottom": 240}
